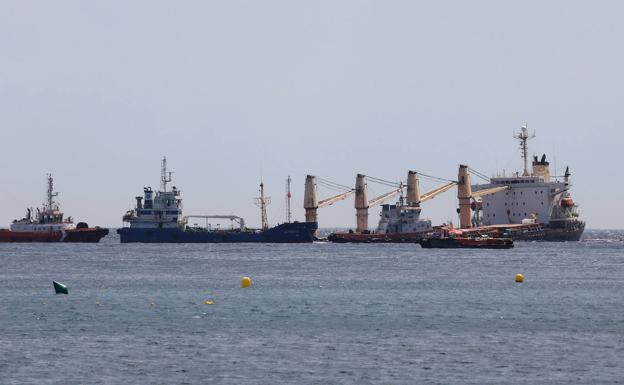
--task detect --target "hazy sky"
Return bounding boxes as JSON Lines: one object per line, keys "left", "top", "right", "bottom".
{"left": 1, "top": 1, "right": 622, "bottom": 229}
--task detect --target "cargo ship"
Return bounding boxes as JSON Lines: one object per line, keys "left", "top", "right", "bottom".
{"left": 326, "top": 172, "right": 455, "bottom": 243}
{"left": 327, "top": 189, "right": 435, "bottom": 243}
{"left": 0, "top": 174, "right": 109, "bottom": 243}
{"left": 117, "top": 158, "right": 317, "bottom": 243}
{"left": 460, "top": 125, "right": 585, "bottom": 241}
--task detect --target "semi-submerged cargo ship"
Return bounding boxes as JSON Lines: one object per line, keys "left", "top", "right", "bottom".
{"left": 457, "top": 125, "right": 585, "bottom": 241}
{"left": 324, "top": 124, "right": 584, "bottom": 243}
{"left": 326, "top": 172, "right": 444, "bottom": 243}
{"left": 0, "top": 174, "right": 108, "bottom": 243}
{"left": 117, "top": 158, "right": 317, "bottom": 243}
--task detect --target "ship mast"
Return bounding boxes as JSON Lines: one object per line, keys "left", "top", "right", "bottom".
{"left": 255, "top": 180, "right": 271, "bottom": 230}
{"left": 45, "top": 173, "right": 58, "bottom": 211}
{"left": 285, "top": 176, "right": 292, "bottom": 223}
{"left": 161, "top": 156, "right": 173, "bottom": 192}
{"left": 513, "top": 124, "right": 535, "bottom": 176}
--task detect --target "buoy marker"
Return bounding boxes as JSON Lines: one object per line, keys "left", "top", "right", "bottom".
{"left": 241, "top": 276, "right": 252, "bottom": 288}
{"left": 204, "top": 300, "right": 215, "bottom": 305}
{"left": 53, "top": 281, "right": 69, "bottom": 294}
{"left": 515, "top": 273, "right": 524, "bottom": 283}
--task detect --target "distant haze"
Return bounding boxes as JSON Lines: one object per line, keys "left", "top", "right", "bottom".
{"left": 1, "top": 1, "right": 622, "bottom": 229}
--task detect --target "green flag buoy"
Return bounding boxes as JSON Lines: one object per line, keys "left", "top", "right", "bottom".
{"left": 53, "top": 281, "right": 69, "bottom": 294}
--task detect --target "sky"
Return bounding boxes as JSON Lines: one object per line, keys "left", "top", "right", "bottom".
{"left": 1, "top": 1, "right": 623, "bottom": 229}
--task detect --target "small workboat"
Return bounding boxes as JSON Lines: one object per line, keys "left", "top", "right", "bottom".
{"left": 419, "top": 236, "right": 514, "bottom": 249}
{"left": 0, "top": 174, "right": 108, "bottom": 243}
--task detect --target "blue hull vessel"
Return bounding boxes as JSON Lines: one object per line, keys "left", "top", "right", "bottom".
{"left": 119, "top": 157, "right": 318, "bottom": 243}
{"left": 118, "top": 221, "right": 318, "bottom": 243}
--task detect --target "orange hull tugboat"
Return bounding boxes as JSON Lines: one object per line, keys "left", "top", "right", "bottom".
{"left": 0, "top": 174, "right": 108, "bottom": 243}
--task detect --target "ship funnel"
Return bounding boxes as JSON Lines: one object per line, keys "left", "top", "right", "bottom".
{"left": 354, "top": 174, "right": 369, "bottom": 232}
{"left": 303, "top": 175, "right": 318, "bottom": 223}
{"left": 407, "top": 171, "right": 421, "bottom": 206}
{"left": 458, "top": 165, "right": 473, "bottom": 229}
{"left": 531, "top": 153, "right": 551, "bottom": 182}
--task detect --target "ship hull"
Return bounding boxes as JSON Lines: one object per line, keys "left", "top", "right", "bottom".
{"left": 455, "top": 219, "right": 585, "bottom": 242}
{"left": 0, "top": 227, "right": 109, "bottom": 243}
{"left": 117, "top": 222, "right": 318, "bottom": 243}
{"left": 494, "top": 220, "right": 585, "bottom": 242}
{"left": 327, "top": 231, "right": 432, "bottom": 243}
{"left": 64, "top": 228, "right": 110, "bottom": 242}
{"left": 533, "top": 220, "right": 585, "bottom": 242}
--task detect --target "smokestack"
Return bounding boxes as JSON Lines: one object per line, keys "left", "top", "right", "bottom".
{"left": 354, "top": 174, "right": 369, "bottom": 232}
{"left": 303, "top": 175, "right": 318, "bottom": 223}
{"left": 457, "top": 165, "right": 472, "bottom": 229}
{"left": 531, "top": 153, "right": 551, "bottom": 182}
{"left": 406, "top": 171, "right": 421, "bottom": 206}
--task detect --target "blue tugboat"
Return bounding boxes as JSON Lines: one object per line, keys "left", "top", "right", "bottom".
{"left": 117, "top": 158, "right": 318, "bottom": 243}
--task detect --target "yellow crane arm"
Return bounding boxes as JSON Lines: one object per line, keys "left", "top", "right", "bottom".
{"left": 471, "top": 185, "right": 510, "bottom": 198}
{"left": 368, "top": 187, "right": 404, "bottom": 208}
{"left": 318, "top": 190, "right": 355, "bottom": 208}
{"left": 419, "top": 182, "right": 457, "bottom": 204}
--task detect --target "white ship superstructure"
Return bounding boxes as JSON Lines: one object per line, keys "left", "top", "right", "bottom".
{"left": 122, "top": 157, "right": 183, "bottom": 229}
{"left": 2, "top": 174, "right": 108, "bottom": 243}
{"left": 377, "top": 198, "right": 433, "bottom": 234}
{"left": 10, "top": 174, "right": 76, "bottom": 232}
{"left": 471, "top": 126, "right": 582, "bottom": 231}
{"left": 117, "top": 157, "right": 318, "bottom": 242}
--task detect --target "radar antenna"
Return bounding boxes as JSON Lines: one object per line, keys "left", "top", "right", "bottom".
{"left": 513, "top": 124, "right": 535, "bottom": 176}
{"left": 161, "top": 156, "right": 173, "bottom": 192}
{"left": 255, "top": 180, "right": 271, "bottom": 230}
{"left": 45, "top": 173, "right": 59, "bottom": 211}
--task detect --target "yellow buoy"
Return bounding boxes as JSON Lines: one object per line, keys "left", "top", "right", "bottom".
{"left": 515, "top": 273, "right": 524, "bottom": 283}
{"left": 204, "top": 300, "right": 215, "bottom": 305}
{"left": 241, "top": 276, "right": 252, "bottom": 288}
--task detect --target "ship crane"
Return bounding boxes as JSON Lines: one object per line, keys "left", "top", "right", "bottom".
{"left": 471, "top": 185, "right": 510, "bottom": 198}
{"left": 367, "top": 185, "right": 404, "bottom": 207}
{"left": 304, "top": 175, "right": 354, "bottom": 224}
{"left": 408, "top": 170, "right": 459, "bottom": 206}
{"left": 355, "top": 172, "right": 459, "bottom": 232}
{"left": 318, "top": 190, "right": 355, "bottom": 208}
{"left": 458, "top": 165, "right": 511, "bottom": 229}
{"left": 355, "top": 174, "right": 400, "bottom": 232}
{"left": 418, "top": 182, "right": 457, "bottom": 204}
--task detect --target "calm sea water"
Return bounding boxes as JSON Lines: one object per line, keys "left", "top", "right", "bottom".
{"left": 1, "top": 230, "right": 623, "bottom": 384}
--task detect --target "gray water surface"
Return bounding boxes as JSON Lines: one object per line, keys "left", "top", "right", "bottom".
{"left": 1, "top": 230, "right": 623, "bottom": 384}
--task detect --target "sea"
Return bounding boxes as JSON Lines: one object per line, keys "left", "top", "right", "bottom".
{"left": 1, "top": 229, "right": 623, "bottom": 384}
